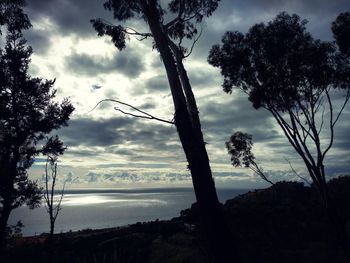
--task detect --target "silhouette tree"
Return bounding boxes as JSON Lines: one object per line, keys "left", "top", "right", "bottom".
{"left": 208, "top": 12, "right": 350, "bottom": 259}
{"left": 226, "top": 131, "right": 274, "bottom": 185}
{"left": 44, "top": 154, "right": 66, "bottom": 239}
{"left": 91, "top": 1, "right": 236, "bottom": 262}
{"left": 0, "top": 0, "right": 74, "bottom": 246}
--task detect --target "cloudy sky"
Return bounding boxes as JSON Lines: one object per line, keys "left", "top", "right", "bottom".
{"left": 21, "top": 0, "right": 349, "bottom": 189}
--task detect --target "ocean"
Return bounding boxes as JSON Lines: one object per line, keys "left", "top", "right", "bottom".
{"left": 8, "top": 188, "right": 248, "bottom": 236}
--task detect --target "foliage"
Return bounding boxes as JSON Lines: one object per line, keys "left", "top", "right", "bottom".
{"left": 332, "top": 11, "right": 350, "bottom": 56}
{"left": 0, "top": 0, "right": 31, "bottom": 34}
{"left": 91, "top": 0, "right": 220, "bottom": 54}
{"left": 208, "top": 12, "right": 349, "bottom": 188}
{"left": 5, "top": 220, "right": 24, "bottom": 237}
{"left": 0, "top": 0, "right": 74, "bottom": 241}
{"left": 226, "top": 131, "right": 254, "bottom": 168}
{"left": 226, "top": 131, "right": 273, "bottom": 185}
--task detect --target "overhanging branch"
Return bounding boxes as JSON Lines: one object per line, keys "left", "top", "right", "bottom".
{"left": 90, "top": 99, "right": 175, "bottom": 125}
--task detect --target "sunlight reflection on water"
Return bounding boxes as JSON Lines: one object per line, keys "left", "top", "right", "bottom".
{"left": 9, "top": 188, "right": 248, "bottom": 236}
{"left": 61, "top": 195, "right": 168, "bottom": 207}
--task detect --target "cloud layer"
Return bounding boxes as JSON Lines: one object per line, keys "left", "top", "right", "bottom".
{"left": 23, "top": 0, "right": 350, "bottom": 189}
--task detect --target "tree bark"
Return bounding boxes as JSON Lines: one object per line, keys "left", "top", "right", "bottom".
{"left": 0, "top": 199, "right": 12, "bottom": 248}
{"left": 139, "top": 1, "right": 237, "bottom": 262}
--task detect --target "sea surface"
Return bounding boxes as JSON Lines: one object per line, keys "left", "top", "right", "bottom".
{"left": 8, "top": 188, "right": 248, "bottom": 236}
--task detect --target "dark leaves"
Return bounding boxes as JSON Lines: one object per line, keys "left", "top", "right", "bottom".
{"left": 168, "top": 0, "right": 220, "bottom": 22}
{"left": 226, "top": 131, "right": 255, "bottom": 168}
{"left": 42, "top": 136, "right": 66, "bottom": 157}
{"left": 208, "top": 12, "right": 341, "bottom": 112}
{"left": 103, "top": 0, "right": 141, "bottom": 21}
{"left": 91, "top": 18, "right": 127, "bottom": 50}
{"left": 332, "top": 12, "right": 350, "bottom": 57}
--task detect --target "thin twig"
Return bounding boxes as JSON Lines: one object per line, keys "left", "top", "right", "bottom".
{"left": 90, "top": 99, "right": 175, "bottom": 125}
{"left": 184, "top": 25, "right": 203, "bottom": 58}
{"left": 285, "top": 158, "right": 311, "bottom": 186}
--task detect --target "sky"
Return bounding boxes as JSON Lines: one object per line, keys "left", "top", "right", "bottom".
{"left": 20, "top": 0, "right": 350, "bottom": 189}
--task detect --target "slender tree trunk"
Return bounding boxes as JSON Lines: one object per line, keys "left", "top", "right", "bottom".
{"left": 50, "top": 217, "right": 55, "bottom": 238}
{"left": 140, "top": 2, "right": 237, "bottom": 262}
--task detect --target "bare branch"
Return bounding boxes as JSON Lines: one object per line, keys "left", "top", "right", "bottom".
{"left": 318, "top": 104, "right": 326, "bottom": 135}
{"left": 184, "top": 25, "right": 203, "bottom": 58}
{"left": 285, "top": 158, "right": 311, "bottom": 186}
{"left": 98, "top": 18, "right": 152, "bottom": 40}
{"left": 90, "top": 99, "right": 175, "bottom": 125}
{"left": 332, "top": 89, "right": 350, "bottom": 127}
{"left": 164, "top": 0, "right": 185, "bottom": 29}
{"left": 322, "top": 89, "right": 350, "bottom": 160}
{"left": 250, "top": 162, "right": 274, "bottom": 185}
{"left": 290, "top": 109, "right": 315, "bottom": 142}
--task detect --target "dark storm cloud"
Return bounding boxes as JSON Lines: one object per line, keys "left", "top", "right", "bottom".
{"left": 24, "top": 29, "right": 51, "bottom": 54}
{"left": 188, "top": 68, "right": 221, "bottom": 88}
{"left": 26, "top": 0, "right": 113, "bottom": 36}
{"left": 59, "top": 117, "right": 134, "bottom": 147}
{"left": 65, "top": 50, "right": 144, "bottom": 77}
{"left": 142, "top": 75, "right": 169, "bottom": 93}
{"left": 193, "top": 0, "right": 350, "bottom": 59}
{"left": 58, "top": 115, "right": 180, "bottom": 158}
{"left": 200, "top": 94, "right": 277, "bottom": 141}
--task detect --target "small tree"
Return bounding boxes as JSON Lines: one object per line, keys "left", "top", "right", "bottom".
{"left": 0, "top": 1, "right": 74, "bottom": 246}
{"left": 209, "top": 12, "right": 350, "bottom": 257}
{"left": 226, "top": 131, "right": 274, "bottom": 185}
{"left": 44, "top": 155, "right": 65, "bottom": 239}
{"left": 91, "top": 1, "right": 236, "bottom": 261}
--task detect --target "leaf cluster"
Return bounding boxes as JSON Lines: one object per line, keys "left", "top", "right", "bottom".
{"left": 226, "top": 131, "right": 255, "bottom": 168}
{"left": 91, "top": 0, "right": 220, "bottom": 53}
{"left": 0, "top": 0, "right": 31, "bottom": 34}
{"left": 332, "top": 11, "right": 350, "bottom": 56}
{"left": 208, "top": 12, "right": 345, "bottom": 112}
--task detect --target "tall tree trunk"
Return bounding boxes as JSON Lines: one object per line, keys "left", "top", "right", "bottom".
{"left": 0, "top": 168, "right": 15, "bottom": 249}
{"left": 0, "top": 199, "right": 12, "bottom": 249}
{"left": 139, "top": 1, "right": 237, "bottom": 262}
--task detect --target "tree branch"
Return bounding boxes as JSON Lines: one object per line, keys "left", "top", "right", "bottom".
{"left": 322, "top": 88, "right": 349, "bottom": 160}
{"left": 285, "top": 158, "right": 311, "bottom": 186}
{"left": 90, "top": 99, "right": 175, "bottom": 125}
{"left": 184, "top": 25, "right": 203, "bottom": 58}
{"left": 99, "top": 18, "right": 152, "bottom": 40}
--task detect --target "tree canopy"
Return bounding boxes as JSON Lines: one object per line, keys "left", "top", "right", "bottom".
{"left": 91, "top": 0, "right": 220, "bottom": 54}
{"left": 0, "top": 0, "right": 74, "bottom": 244}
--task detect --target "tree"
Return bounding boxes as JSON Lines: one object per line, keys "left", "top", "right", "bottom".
{"left": 44, "top": 155, "right": 66, "bottom": 239}
{"left": 226, "top": 131, "right": 274, "bottom": 185}
{"left": 91, "top": 1, "right": 236, "bottom": 262}
{"left": 208, "top": 12, "right": 350, "bottom": 258}
{"left": 332, "top": 12, "right": 350, "bottom": 57}
{"left": 0, "top": 1, "right": 74, "bottom": 246}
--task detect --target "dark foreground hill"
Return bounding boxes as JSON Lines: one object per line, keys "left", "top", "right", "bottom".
{"left": 3, "top": 176, "right": 350, "bottom": 263}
